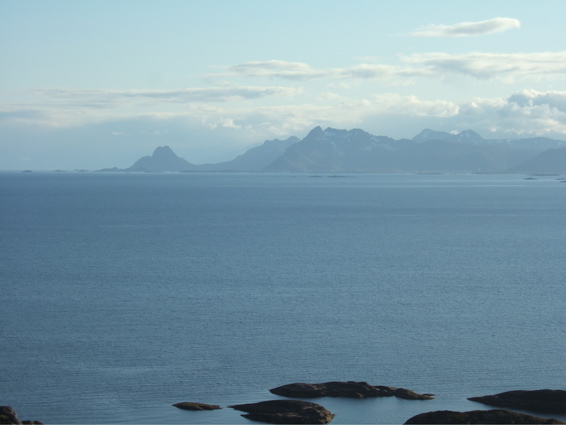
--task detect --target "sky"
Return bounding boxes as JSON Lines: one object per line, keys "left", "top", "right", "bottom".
{"left": 2, "top": 0, "right": 566, "bottom": 170}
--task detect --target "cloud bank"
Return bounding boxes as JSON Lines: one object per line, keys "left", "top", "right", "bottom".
{"left": 211, "top": 51, "right": 566, "bottom": 84}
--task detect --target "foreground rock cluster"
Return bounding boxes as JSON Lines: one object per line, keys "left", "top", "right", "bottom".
{"left": 173, "top": 381, "right": 432, "bottom": 424}
{"left": 171, "top": 385, "right": 566, "bottom": 424}
{"left": 5, "top": 384, "right": 565, "bottom": 424}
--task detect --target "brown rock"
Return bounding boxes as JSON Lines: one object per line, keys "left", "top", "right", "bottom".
{"left": 393, "top": 387, "right": 435, "bottom": 400}
{"left": 468, "top": 389, "right": 566, "bottom": 414}
{"left": 270, "top": 381, "right": 433, "bottom": 400}
{"left": 172, "top": 402, "right": 221, "bottom": 410}
{"left": 404, "top": 409, "right": 565, "bottom": 424}
{"left": 0, "top": 407, "right": 20, "bottom": 425}
{"left": 229, "top": 399, "right": 335, "bottom": 424}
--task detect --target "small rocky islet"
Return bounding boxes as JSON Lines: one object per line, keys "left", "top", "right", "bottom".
{"left": 172, "top": 401, "right": 222, "bottom": 411}
{"left": 269, "top": 380, "right": 435, "bottom": 400}
{"left": 229, "top": 400, "right": 335, "bottom": 424}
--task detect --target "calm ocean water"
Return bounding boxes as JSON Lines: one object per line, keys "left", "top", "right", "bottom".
{"left": 1, "top": 172, "right": 565, "bottom": 424}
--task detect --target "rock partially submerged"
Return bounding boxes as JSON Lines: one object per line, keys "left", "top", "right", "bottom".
{"left": 270, "top": 381, "right": 434, "bottom": 400}
{"left": 404, "top": 409, "right": 565, "bottom": 424}
{"left": 230, "top": 399, "right": 335, "bottom": 424}
{"left": 468, "top": 389, "right": 566, "bottom": 414}
{"left": 172, "top": 401, "right": 221, "bottom": 410}
{"left": 0, "top": 406, "right": 43, "bottom": 425}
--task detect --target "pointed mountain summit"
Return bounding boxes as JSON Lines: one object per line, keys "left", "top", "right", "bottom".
{"left": 127, "top": 146, "right": 194, "bottom": 172}
{"left": 305, "top": 126, "right": 325, "bottom": 139}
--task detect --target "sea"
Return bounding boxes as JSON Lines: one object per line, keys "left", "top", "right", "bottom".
{"left": 1, "top": 172, "right": 565, "bottom": 425}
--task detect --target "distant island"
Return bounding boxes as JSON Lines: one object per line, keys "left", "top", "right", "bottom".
{"left": 99, "top": 127, "right": 566, "bottom": 174}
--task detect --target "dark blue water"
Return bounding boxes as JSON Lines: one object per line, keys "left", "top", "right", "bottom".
{"left": 1, "top": 172, "right": 565, "bottom": 424}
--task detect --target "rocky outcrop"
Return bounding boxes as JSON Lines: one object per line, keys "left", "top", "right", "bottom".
{"left": 269, "top": 381, "right": 434, "bottom": 400}
{"left": 229, "top": 400, "right": 334, "bottom": 424}
{"left": 172, "top": 401, "right": 221, "bottom": 410}
{"left": 404, "top": 409, "right": 565, "bottom": 424}
{"left": 393, "top": 387, "right": 435, "bottom": 400}
{"left": 468, "top": 389, "right": 566, "bottom": 414}
{"left": 0, "top": 406, "right": 42, "bottom": 425}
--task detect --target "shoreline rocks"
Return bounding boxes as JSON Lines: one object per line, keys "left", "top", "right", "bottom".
{"left": 172, "top": 401, "right": 221, "bottom": 411}
{"left": 404, "top": 409, "right": 565, "bottom": 424}
{"left": 0, "top": 406, "right": 43, "bottom": 425}
{"left": 468, "top": 389, "right": 566, "bottom": 414}
{"left": 270, "top": 381, "right": 434, "bottom": 400}
{"left": 230, "top": 399, "right": 335, "bottom": 424}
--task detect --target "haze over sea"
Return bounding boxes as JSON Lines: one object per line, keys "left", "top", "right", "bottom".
{"left": 2, "top": 172, "right": 565, "bottom": 424}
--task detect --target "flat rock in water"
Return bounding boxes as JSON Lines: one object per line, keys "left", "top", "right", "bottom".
{"left": 172, "top": 402, "right": 221, "bottom": 410}
{"left": 404, "top": 409, "right": 565, "bottom": 424}
{"left": 468, "top": 389, "right": 566, "bottom": 414}
{"left": 229, "top": 399, "right": 335, "bottom": 424}
{"left": 270, "top": 381, "right": 434, "bottom": 400}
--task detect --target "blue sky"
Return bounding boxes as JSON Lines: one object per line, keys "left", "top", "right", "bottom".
{"left": 2, "top": 0, "right": 566, "bottom": 169}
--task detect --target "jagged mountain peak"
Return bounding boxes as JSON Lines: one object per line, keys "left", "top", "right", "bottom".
{"left": 303, "top": 127, "right": 375, "bottom": 142}
{"left": 413, "top": 128, "right": 483, "bottom": 143}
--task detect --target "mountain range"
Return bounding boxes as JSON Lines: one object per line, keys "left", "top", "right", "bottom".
{"left": 107, "top": 127, "right": 566, "bottom": 174}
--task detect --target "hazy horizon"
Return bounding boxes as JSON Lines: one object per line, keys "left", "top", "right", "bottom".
{"left": 2, "top": 0, "right": 566, "bottom": 170}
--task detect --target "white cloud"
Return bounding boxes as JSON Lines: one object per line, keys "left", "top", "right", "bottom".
{"left": 211, "top": 52, "right": 566, "bottom": 84}
{"left": 402, "top": 51, "right": 566, "bottom": 81}
{"left": 409, "top": 17, "right": 520, "bottom": 37}
{"left": 449, "top": 91, "right": 566, "bottom": 136}
{"left": 26, "top": 86, "right": 300, "bottom": 105}
{"left": 372, "top": 93, "right": 460, "bottom": 117}
{"left": 202, "top": 117, "right": 242, "bottom": 130}
{"left": 222, "top": 60, "right": 326, "bottom": 80}
{"left": 0, "top": 86, "right": 302, "bottom": 129}
{"left": 211, "top": 60, "right": 433, "bottom": 82}
{"left": 336, "top": 64, "right": 433, "bottom": 80}
{"left": 507, "top": 89, "right": 566, "bottom": 111}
